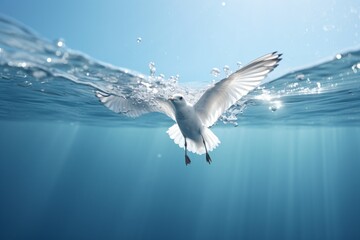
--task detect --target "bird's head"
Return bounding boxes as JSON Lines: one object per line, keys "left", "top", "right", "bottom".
{"left": 168, "top": 94, "right": 186, "bottom": 107}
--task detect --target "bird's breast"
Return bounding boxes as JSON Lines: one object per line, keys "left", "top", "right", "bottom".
{"left": 175, "top": 107, "right": 203, "bottom": 141}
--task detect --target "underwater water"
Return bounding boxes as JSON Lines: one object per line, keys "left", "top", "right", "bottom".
{"left": 1, "top": 13, "right": 360, "bottom": 240}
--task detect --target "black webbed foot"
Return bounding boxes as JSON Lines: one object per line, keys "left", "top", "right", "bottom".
{"left": 185, "top": 154, "right": 191, "bottom": 165}
{"left": 206, "top": 153, "right": 212, "bottom": 164}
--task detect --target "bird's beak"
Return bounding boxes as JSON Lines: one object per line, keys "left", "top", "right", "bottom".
{"left": 168, "top": 97, "right": 174, "bottom": 102}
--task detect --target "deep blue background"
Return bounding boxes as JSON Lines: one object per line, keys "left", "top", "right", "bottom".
{"left": 0, "top": 122, "right": 359, "bottom": 239}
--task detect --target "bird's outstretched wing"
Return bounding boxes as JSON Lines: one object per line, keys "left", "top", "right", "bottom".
{"left": 194, "top": 52, "right": 282, "bottom": 127}
{"left": 96, "top": 91, "right": 176, "bottom": 121}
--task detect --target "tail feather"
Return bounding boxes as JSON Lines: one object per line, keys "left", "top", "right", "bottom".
{"left": 166, "top": 124, "right": 220, "bottom": 155}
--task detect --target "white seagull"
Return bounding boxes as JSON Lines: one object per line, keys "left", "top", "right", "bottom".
{"left": 96, "top": 52, "right": 282, "bottom": 165}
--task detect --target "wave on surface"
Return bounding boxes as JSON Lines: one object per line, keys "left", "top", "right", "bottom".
{"left": 1, "top": 15, "right": 360, "bottom": 127}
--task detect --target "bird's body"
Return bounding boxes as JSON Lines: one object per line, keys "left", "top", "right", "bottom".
{"left": 97, "top": 52, "right": 282, "bottom": 165}
{"left": 172, "top": 98, "right": 202, "bottom": 143}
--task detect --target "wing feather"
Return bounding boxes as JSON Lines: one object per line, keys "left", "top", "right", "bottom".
{"left": 194, "top": 52, "right": 282, "bottom": 127}
{"left": 96, "top": 91, "right": 175, "bottom": 120}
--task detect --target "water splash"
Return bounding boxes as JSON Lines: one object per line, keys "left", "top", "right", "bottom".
{"left": 0, "top": 15, "right": 360, "bottom": 126}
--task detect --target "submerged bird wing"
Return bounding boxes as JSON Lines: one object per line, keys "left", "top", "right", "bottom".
{"left": 96, "top": 91, "right": 176, "bottom": 120}
{"left": 194, "top": 52, "right": 282, "bottom": 127}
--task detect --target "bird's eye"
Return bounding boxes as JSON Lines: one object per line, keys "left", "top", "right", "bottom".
{"left": 179, "top": 96, "right": 183, "bottom": 100}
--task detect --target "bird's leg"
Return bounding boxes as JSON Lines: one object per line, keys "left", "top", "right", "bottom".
{"left": 202, "top": 136, "right": 212, "bottom": 164}
{"left": 184, "top": 138, "right": 191, "bottom": 165}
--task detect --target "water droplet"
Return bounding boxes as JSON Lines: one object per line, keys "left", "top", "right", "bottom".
{"left": 149, "top": 62, "right": 156, "bottom": 76}
{"left": 106, "top": 84, "right": 114, "bottom": 90}
{"left": 295, "top": 74, "right": 305, "bottom": 80}
{"left": 23, "top": 80, "right": 32, "bottom": 87}
{"left": 236, "top": 61, "right": 242, "bottom": 69}
{"left": 335, "top": 53, "right": 342, "bottom": 59}
{"left": 56, "top": 38, "right": 65, "bottom": 48}
{"left": 352, "top": 63, "right": 360, "bottom": 73}
{"left": 223, "top": 65, "right": 231, "bottom": 76}
{"left": 269, "top": 105, "right": 277, "bottom": 112}
{"left": 159, "top": 73, "right": 165, "bottom": 80}
{"left": 46, "top": 57, "right": 52, "bottom": 63}
{"left": 55, "top": 50, "right": 62, "bottom": 56}
{"left": 137, "top": 37, "right": 142, "bottom": 43}
{"left": 175, "top": 74, "right": 180, "bottom": 81}
{"left": 323, "top": 25, "right": 335, "bottom": 32}
{"left": 211, "top": 68, "right": 220, "bottom": 77}
{"left": 269, "top": 101, "right": 282, "bottom": 112}
{"left": 32, "top": 70, "right": 47, "bottom": 79}
{"left": 316, "top": 82, "right": 321, "bottom": 88}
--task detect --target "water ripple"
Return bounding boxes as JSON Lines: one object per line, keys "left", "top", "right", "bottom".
{"left": 1, "top": 15, "right": 359, "bottom": 126}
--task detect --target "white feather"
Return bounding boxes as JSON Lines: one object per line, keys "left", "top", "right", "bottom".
{"left": 96, "top": 91, "right": 175, "bottom": 120}
{"left": 167, "top": 123, "right": 220, "bottom": 155}
{"left": 194, "top": 52, "right": 282, "bottom": 127}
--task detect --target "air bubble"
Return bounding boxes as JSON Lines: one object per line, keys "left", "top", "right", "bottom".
{"left": 335, "top": 53, "right": 342, "bottom": 60}
{"left": 211, "top": 68, "right": 220, "bottom": 77}
{"left": 46, "top": 57, "right": 52, "bottom": 63}
{"left": 137, "top": 37, "right": 142, "bottom": 43}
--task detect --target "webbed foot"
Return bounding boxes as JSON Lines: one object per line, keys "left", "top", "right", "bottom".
{"left": 185, "top": 154, "right": 191, "bottom": 165}
{"left": 206, "top": 153, "right": 212, "bottom": 164}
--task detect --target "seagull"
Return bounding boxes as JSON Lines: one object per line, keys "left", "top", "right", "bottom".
{"left": 96, "top": 52, "right": 282, "bottom": 165}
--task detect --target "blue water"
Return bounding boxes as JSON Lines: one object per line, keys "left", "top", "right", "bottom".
{"left": 1, "top": 16, "right": 360, "bottom": 240}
